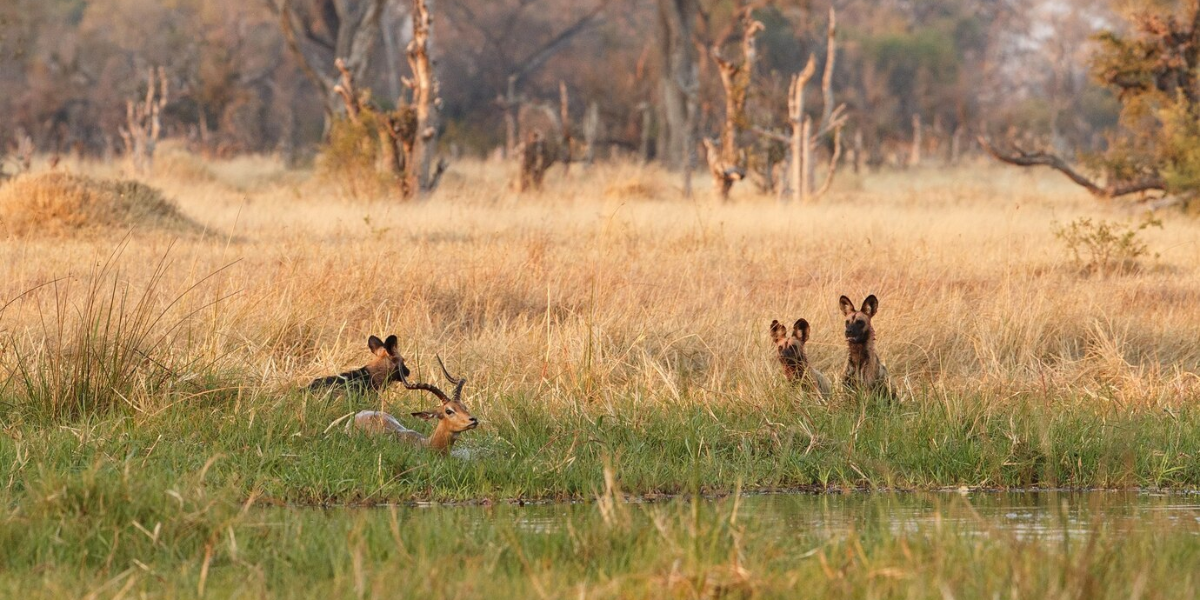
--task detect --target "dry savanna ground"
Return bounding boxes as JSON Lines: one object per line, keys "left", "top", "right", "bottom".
{"left": 2, "top": 145, "right": 1198, "bottom": 414}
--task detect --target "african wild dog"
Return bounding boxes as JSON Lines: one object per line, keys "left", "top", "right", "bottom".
{"left": 309, "top": 334, "right": 411, "bottom": 393}
{"left": 770, "top": 318, "right": 832, "bottom": 399}
{"left": 351, "top": 356, "right": 479, "bottom": 455}
{"left": 839, "top": 295, "right": 894, "bottom": 400}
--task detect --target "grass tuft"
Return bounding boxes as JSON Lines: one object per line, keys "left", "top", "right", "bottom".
{"left": 0, "top": 172, "right": 200, "bottom": 236}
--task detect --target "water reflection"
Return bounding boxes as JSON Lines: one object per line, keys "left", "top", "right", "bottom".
{"left": 477, "top": 491, "right": 1200, "bottom": 541}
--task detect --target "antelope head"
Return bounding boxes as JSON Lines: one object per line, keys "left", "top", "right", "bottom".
{"left": 402, "top": 356, "right": 478, "bottom": 454}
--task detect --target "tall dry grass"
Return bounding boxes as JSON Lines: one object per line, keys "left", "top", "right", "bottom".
{"left": 1, "top": 152, "right": 1198, "bottom": 423}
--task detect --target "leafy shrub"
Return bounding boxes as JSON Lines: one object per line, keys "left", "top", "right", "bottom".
{"left": 316, "top": 105, "right": 416, "bottom": 200}
{"left": 1052, "top": 214, "right": 1162, "bottom": 275}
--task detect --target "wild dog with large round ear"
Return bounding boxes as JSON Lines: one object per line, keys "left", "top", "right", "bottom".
{"left": 770, "top": 318, "right": 832, "bottom": 399}
{"left": 839, "top": 295, "right": 894, "bottom": 400}
{"left": 309, "top": 334, "right": 411, "bottom": 393}
{"left": 351, "top": 356, "right": 478, "bottom": 455}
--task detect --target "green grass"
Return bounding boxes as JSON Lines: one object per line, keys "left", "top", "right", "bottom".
{"left": 2, "top": 389, "right": 1198, "bottom": 507}
{"left": 4, "top": 374, "right": 1198, "bottom": 596}
{"left": 1, "top": 469, "right": 1197, "bottom": 598}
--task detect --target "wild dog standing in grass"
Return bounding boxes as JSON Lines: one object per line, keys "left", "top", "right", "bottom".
{"left": 352, "top": 356, "right": 478, "bottom": 455}
{"left": 309, "top": 334, "right": 411, "bottom": 393}
{"left": 770, "top": 319, "right": 832, "bottom": 400}
{"left": 838, "top": 295, "right": 895, "bottom": 401}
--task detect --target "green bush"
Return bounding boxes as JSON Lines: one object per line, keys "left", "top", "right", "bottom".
{"left": 316, "top": 110, "right": 398, "bottom": 201}
{"left": 1052, "top": 214, "right": 1162, "bottom": 275}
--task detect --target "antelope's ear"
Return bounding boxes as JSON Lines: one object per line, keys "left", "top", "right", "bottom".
{"left": 383, "top": 335, "right": 399, "bottom": 355}
{"left": 793, "top": 319, "right": 810, "bottom": 343}
{"left": 368, "top": 335, "right": 385, "bottom": 353}
{"left": 411, "top": 411, "right": 440, "bottom": 421}
{"left": 770, "top": 320, "right": 787, "bottom": 342}
{"left": 862, "top": 295, "right": 878, "bottom": 317}
{"left": 839, "top": 296, "right": 856, "bottom": 317}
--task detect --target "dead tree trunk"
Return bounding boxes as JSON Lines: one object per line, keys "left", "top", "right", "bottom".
{"left": 119, "top": 67, "right": 168, "bottom": 175}
{"left": 516, "top": 131, "right": 555, "bottom": 192}
{"left": 583, "top": 102, "right": 600, "bottom": 165}
{"left": 707, "top": 8, "right": 763, "bottom": 201}
{"left": 559, "top": 81, "right": 572, "bottom": 175}
{"left": 15, "top": 129, "right": 34, "bottom": 174}
{"left": 639, "top": 102, "right": 653, "bottom": 163}
{"left": 499, "top": 1, "right": 608, "bottom": 159}
{"left": 502, "top": 77, "right": 519, "bottom": 158}
{"left": 853, "top": 128, "right": 864, "bottom": 174}
{"left": 948, "top": 124, "right": 962, "bottom": 165}
{"left": 381, "top": 0, "right": 407, "bottom": 102}
{"left": 658, "top": 0, "right": 699, "bottom": 174}
{"left": 777, "top": 8, "right": 845, "bottom": 203}
{"left": 908, "top": 113, "right": 922, "bottom": 168}
{"left": 788, "top": 58, "right": 816, "bottom": 204}
{"left": 272, "top": 0, "right": 386, "bottom": 135}
{"left": 407, "top": 0, "right": 446, "bottom": 197}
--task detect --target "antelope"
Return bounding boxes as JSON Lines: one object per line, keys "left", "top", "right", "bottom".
{"left": 770, "top": 318, "right": 832, "bottom": 399}
{"left": 839, "top": 295, "right": 895, "bottom": 400}
{"left": 309, "top": 334, "right": 411, "bottom": 393}
{"left": 352, "top": 356, "right": 478, "bottom": 455}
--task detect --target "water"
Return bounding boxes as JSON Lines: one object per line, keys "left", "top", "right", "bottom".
{"left": 440, "top": 490, "right": 1200, "bottom": 542}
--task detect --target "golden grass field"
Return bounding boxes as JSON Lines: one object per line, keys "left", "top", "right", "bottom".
{"left": 3, "top": 143, "right": 1198, "bottom": 416}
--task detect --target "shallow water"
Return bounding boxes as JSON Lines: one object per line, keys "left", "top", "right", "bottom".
{"left": 439, "top": 490, "right": 1200, "bottom": 542}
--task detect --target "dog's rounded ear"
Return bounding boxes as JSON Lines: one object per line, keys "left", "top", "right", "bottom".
{"left": 862, "top": 295, "right": 878, "bottom": 317}
{"left": 793, "top": 319, "right": 810, "bottom": 343}
{"left": 770, "top": 320, "right": 786, "bottom": 341}
{"left": 839, "top": 296, "right": 856, "bottom": 317}
{"left": 368, "top": 335, "right": 385, "bottom": 353}
{"left": 411, "top": 411, "right": 440, "bottom": 421}
{"left": 383, "top": 335, "right": 399, "bottom": 355}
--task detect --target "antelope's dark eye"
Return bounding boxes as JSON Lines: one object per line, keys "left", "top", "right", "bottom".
{"left": 445, "top": 408, "right": 454, "bottom": 415}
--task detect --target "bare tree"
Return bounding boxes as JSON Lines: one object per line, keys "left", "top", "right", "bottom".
{"left": 787, "top": 9, "right": 845, "bottom": 203}
{"left": 658, "top": 0, "right": 700, "bottom": 196}
{"left": 704, "top": 7, "right": 762, "bottom": 201}
{"left": 559, "top": 80, "right": 573, "bottom": 175}
{"left": 119, "top": 67, "right": 169, "bottom": 175}
{"left": 908, "top": 114, "right": 922, "bottom": 168}
{"left": 583, "top": 101, "right": 600, "bottom": 165}
{"left": 15, "top": 129, "right": 34, "bottom": 174}
{"left": 491, "top": 1, "right": 608, "bottom": 157}
{"left": 407, "top": 0, "right": 445, "bottom": 196}
{"left": 329, "top": 0, "right": 445, "bottom": 202}
{"left": 754, "top": 8, "right": 845, "bottom": 203}
{"left": 269, "top": 0, "right": 386, "bottom": 133}
{"left": 515, "top": 131, "right": 557, "bottom": 192}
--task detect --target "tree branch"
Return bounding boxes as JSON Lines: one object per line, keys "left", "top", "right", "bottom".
{"left": 273, "top": 0, "right": 338, "bottom": 98}
{"left": 978, "top": 136, "right": 1166, "bottom": 198}
{"left": 509, "top": 1, "right": 609, "bottom": 88}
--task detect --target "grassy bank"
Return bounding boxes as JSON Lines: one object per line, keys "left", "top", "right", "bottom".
{"left": 2, "top": 391, "right": 1198, "bottom": 506}
{"left": 3, "top": 155, "right": 1200, "bottom": 595}
{"left": 2, "top": 478, "right": 1197, "bottom": 598}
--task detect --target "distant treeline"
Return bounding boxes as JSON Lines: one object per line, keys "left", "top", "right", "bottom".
{"left": 0, "top": 0, "right": 1117, "bottom": 164}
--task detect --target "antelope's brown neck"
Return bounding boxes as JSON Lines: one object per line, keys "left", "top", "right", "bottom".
{"left": 426, "top": 424, "right": 458, "bottom": 455}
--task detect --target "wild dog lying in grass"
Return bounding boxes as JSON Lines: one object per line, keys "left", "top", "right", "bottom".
{"left": 353, "top": 356, "right": 478, "bottom": 455}
{"left": 309, "top": 334, "right": 410, "bottom": 393}
{"left": 770, "top": 318, "right": 832, "bottom": 399}
{"left": 838, "top": 295, "right": 895, "bottom": 401}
